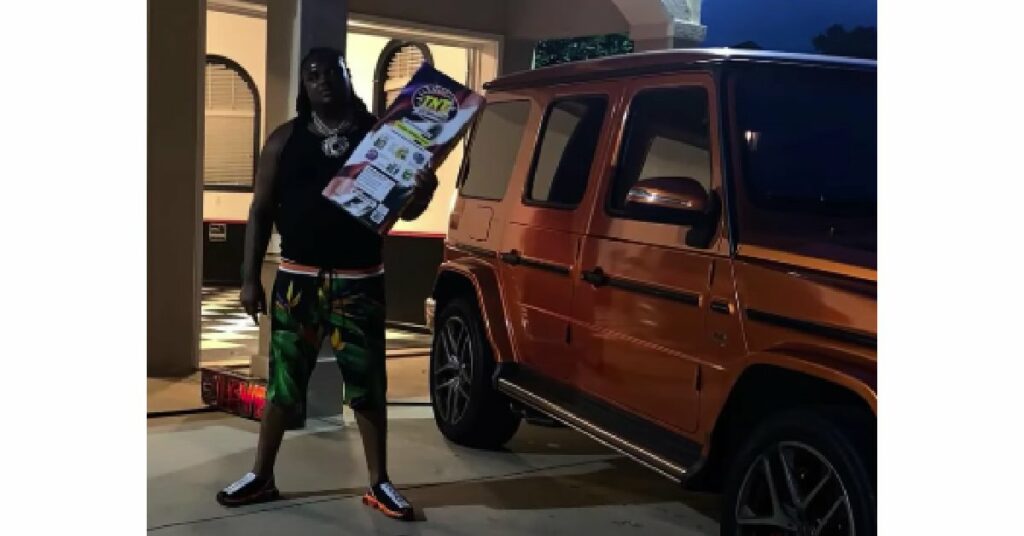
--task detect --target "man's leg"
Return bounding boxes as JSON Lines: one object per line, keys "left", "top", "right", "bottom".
{"left": 330, "top": 275, "right": 412, "bottom": 520}
{"left": 219, "top": 272, "right": 320, "bottom": 507}
{"left": 252, "top": 401, "right": 290, "bottom": 478}
{"left": 353, "top": 405, "right": 388, "bottom": 485}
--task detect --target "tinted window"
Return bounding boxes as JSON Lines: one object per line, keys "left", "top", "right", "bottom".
{"left": 527, "top": 97, "right": 607, "bottom": 207}
{"left": 460, "top": 100, "right": 531, "bottom": 200}
{"left": 733, "top": 65, "right": 876, "bottom": 266}
{"left": 609, "top": 87, "right": 711, "bottom": 215}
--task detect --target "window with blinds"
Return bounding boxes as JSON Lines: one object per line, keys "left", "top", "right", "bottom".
{"left": 375, "top": 42, "right": 431, "bottom": 114}
{"left": 204, "top": 57, "right": 259, "bottom": 190}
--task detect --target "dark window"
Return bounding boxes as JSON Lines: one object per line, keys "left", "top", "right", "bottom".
{"left": 203, "top": 56, "right": 260, "bottom": 191}
{"left": 608, "top": 87, "right": 711, "bottom": 218}
{"left": 459, "top": 101, "right": 531, "bottom": 200}
{"left": 526, "top": 96, "right": 607, "bottom": 207}
{"left": 733, "top": 65, "right": 877, "bottom": 267}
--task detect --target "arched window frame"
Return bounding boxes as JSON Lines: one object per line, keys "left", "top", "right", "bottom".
{"left": 373, "top": 40, "right": 434, "bottom": 116}
{"left": 204, "top": 54, "right": 261, "bottom": 192}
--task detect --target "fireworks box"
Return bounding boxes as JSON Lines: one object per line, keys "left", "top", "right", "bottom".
{"left": 200, "top": 366, "right": 267, "bottom": 421}
{"left": 323, "top": 62, "right": 485, "bottom": 234}
{"left": 200, "top": 366, "right": 308, "bottom": 429}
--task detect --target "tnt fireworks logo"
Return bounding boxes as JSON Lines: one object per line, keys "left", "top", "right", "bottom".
{"left": 412, "top": 84, "right": 458, "bottom": 122}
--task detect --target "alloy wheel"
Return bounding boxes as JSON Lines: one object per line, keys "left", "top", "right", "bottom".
{"left": 433, "top": 316, "right": 474, "bottom": 425}
{"left": 734, "top": 441, "right": 856, "bottom": 536}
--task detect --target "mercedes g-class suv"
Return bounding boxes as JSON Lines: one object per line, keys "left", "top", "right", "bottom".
{"left": 427, "top": 49, "right": 876, "bottom": 536}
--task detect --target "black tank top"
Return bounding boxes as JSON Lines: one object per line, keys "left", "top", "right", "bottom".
{"left": 274, "top": 116, "right": 381, "bottom": 269}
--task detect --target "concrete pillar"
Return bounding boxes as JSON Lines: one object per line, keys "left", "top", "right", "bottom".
{"left": 265, "top": 0, "right": 349, "bottom": 131}
{"left": 251, "top": 249, "right": 278, "bottom": 380}
{"left": 253, "top": 0, "right": 349, "bottom": 379}
{"left": 148, "top": 0, "right": 205, "bottom": 378}
{"left": 612, "top": 0, "right": 706, "bottom": 52}
{"left": 502, "top": 38, "right": 537, "bottom": 75}
{"left": 631, "top": 19, "right": 706, "bottom": 51}
{"left": 265, "top": 0, "right": 300, "bottom": 132}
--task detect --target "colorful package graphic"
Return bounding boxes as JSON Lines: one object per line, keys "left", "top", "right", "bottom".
{"left": 323, "top": 62, "right": 486, "bottom": 234}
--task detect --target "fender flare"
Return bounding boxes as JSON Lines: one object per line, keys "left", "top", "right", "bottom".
{"left": 431, "top": 259, "right": 518, "bottom": 364}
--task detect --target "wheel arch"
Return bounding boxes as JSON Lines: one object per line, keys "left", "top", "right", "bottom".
{"left": 692, "top": 357, "right": 876, "bottom": 491}
{"left": 431, "top": 260, "right": 517, "bottom": 364}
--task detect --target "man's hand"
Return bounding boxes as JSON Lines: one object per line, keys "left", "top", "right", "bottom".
{"left": 411, "top": 169, "right": 438, "bottom": 202}
{"left": 401, "top": 169, "right": 438, "bottom": 221}
{"left": 240, "top": 279, "right": 267, "bottom": 326}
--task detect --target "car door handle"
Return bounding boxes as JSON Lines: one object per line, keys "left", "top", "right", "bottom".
{"left": 500, "top": 249, "right": 522, "bottom": 265}
{"left": 710, "top": 300, "right": 732, "bottom": 315}
{"left": 582, "top": 267, "right": 609, "bottom": 287}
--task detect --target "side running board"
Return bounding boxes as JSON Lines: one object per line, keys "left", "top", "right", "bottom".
{"left": 494, "top": 365, "right": 703, "bottom": 483}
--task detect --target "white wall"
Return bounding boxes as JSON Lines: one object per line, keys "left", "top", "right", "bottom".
{"left": 349, "top": 0, "right": 508, "bottom": 36}
{"left": 205, "top": 9, "right": 268, "bottom": 221}
{"left": 506, "top": 0, "right": 628, "bottom": 40}
{"left": 394, "top": 42, "right": 468, "bottom": 235}
{"left": 347, "top": 32, "right": 391, "bottom": 109}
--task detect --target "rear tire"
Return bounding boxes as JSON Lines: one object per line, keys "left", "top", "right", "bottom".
{"left": 429, "top": 297, "right": 520, "bottom": 449}
{"left": 721, "top": 407, "right": 876, "bottom": 536}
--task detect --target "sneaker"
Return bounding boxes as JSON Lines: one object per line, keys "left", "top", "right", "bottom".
{"left": 362, "top": 481, "right": 415, "bottom": 521}
{"left": 216, "top": 472, "right": 280, "bottom": 507}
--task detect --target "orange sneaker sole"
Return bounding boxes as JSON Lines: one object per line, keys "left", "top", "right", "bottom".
{"left": 362, "top": 493, "right": 414, "bottom": 521}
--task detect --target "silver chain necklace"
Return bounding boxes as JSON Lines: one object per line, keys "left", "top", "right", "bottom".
{"left": 311, "top": 112, "right": 351, "bottom": 158}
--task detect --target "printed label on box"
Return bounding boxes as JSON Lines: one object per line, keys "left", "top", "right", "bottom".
{"left": 354, "top": 166, "right": 396, "bottom": 202}
{"left": 370, "top": 204, "right": 390, "bottom": 224}
{"left": 339, "top": 189, "right": 377, "bottom": 217}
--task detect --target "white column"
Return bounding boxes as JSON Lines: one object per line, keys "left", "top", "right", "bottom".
{"left": 253, "top": 0, "right": 349, "bottom": 379}
{"left": 265, "top": 0, "right": 301, "bottom": 133}
{"left": 148, "top": 0, "right": 205, "bottom": 377}
{"left": 502, "top": 38, "right": 537, "bottom": 74}
{"left": 265, "top": 0, "right": 349, "bottom": 132}
{"left": 612, "top": 0, "right": 706, "bottom": 52}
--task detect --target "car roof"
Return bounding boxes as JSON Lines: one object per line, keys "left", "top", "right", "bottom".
{"left": 485, "top": 48, "right": 876, "bottom": 92}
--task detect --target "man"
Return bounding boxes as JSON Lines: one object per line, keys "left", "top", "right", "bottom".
{"left": 216, "top": 47, "right": 436, "bottom": 522}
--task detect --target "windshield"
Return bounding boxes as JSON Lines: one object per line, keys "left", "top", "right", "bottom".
{"left": 732, "top": 64, "right": 877, "bottom": 267}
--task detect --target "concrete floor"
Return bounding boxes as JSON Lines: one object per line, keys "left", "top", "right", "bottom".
{"left": 148, "top": 373, "right": 206, "bottom": 414}
{"left": 148, "top": 407, "right": 721, "bottom": 535}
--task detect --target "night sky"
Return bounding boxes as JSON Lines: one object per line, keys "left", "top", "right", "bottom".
{"left": 700, "top": 0, "right": 877, "bottom": 52}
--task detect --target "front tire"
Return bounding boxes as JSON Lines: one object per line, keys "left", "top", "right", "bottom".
{"left": 721, "top": 408, "right": 876, "bottom": 536}
{"left": 429, "top": 297, "right": 520, "bottom": 449}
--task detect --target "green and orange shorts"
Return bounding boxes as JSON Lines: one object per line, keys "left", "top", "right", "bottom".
{"left": 267, "top": 259, "right": 387, "bottom": 412}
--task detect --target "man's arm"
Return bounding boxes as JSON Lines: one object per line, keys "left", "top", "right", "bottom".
{"left": 400, "top": 195, "right": 432, "bottom": 221}
{"left": 241, "top": 122, "right": 292, "bottom": 285}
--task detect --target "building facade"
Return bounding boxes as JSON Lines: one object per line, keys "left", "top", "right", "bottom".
{"left": 149, "top": 0, "right": 706, "bottom": 377}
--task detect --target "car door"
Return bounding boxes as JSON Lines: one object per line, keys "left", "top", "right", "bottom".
{"left": 499, "top": 86, "right": 617, "bottom": 384}
{"left": 571, "top": 74, "right": 724, "bottom": 434}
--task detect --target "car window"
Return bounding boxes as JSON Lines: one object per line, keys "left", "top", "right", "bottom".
{"left": 460, "top": 100, "right": 531, "bottom": 200}
{"left": 737, "top": 69, "right": 876, "bottom": 215}
{"left": 526, "top": 96, "right": 608, "bottom": 208}
{"left": 608, "top": 87, "right": 712, "bottom": 217}
{"left": 733, "top": 65, "right": 876, "bottom": 267}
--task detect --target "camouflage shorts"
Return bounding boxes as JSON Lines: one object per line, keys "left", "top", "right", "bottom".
{"left": 267, "top": 265, "right": 386, "bottom": 412}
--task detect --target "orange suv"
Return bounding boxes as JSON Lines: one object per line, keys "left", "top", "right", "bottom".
{"left": 427, "top": 49, "right": 876, "bottom": 535}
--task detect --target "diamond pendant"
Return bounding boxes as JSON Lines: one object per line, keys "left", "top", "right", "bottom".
{"left": 322, "top": 135, "right": 349, "bottom": 158}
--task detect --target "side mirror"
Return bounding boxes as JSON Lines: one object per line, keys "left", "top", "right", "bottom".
{"left": 624, "top": 177, "right": 710, "bottom": 223}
